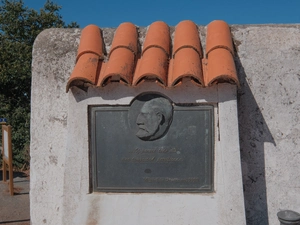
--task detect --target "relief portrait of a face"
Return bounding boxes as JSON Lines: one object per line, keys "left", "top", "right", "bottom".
{"left": 135, "top": 97, "right": 173, "bottom": 141}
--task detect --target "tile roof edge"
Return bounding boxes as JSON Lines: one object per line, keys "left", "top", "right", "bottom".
{"left": 207, "top": 75, "right": 240, "bottom": 87}
{"left": 133, "top": 48, "right": 168, "bottom": 87}
{"left": 205, "top": 48, "right": 239, "bottom": 87}
{"left": 66, "top": 78, "right": 93, "bottom": 92}
{"left": 66, "top": 53, "right": 101, "bottom": 92}
{"left": 99, "top": 48, "right": 135, "bottom": 86}
{"left": 170, "top": 48, "right": 204, "bottom": 87}
{"left": 133, "top": 74, "right": 166, "bottom": 87}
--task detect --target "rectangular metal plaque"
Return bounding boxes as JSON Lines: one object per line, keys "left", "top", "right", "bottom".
{"left": 90, "top": 100, "right": 214, "bottom": 192}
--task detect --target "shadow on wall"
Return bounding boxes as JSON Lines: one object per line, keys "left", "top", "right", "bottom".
{"left": 235, "top": 56, "right": 276, "bottom": 225}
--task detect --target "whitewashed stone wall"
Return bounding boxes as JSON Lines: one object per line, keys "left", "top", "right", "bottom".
{"left": 31, "top": 25, "right": 300, "bottom": 225}
{"left": 232, "top": 25, "right": 300, "bottom": 225}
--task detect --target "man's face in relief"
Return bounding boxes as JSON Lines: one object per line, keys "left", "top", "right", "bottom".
{"left": 136, "top": 102, "right": 162, "bottom": 140}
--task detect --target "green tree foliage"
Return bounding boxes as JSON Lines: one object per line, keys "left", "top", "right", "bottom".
{"left": 0, "top": 0, "right": 79, "bottom": 169}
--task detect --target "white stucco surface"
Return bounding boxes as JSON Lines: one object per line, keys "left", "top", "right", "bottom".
{"left": 59, "top": 82, "right": 245, "bottom": 225}
{"left": 31, "top": 28, "right": 80, "bottom": 225}
{"left": 31, "top": 24, "right": 300, "bottom": 225}
{"left": 232, "top": 25, "right": 300, "bottom": 225}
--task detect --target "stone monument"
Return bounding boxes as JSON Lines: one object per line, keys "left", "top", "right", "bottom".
{"left": 31, "top": 20, "right": 247, "bottom": 225}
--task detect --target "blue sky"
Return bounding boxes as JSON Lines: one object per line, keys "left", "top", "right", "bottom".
{"left": 25, "top": 0, "right": 300, "bottom": 28}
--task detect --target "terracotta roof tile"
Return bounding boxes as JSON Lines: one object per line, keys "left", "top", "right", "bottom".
{"left": 66, "top": 53, "right": 101, "bottom": 91}
{"left": 99, "top": 48, "right": 135, "bottom": 86}
{"left": 173, "top": 20, "right": 202, "bottom": 57}
{"left": 206, "top": 48, "right": 238, "bottom": 86}
{"left": 169, "top": 48, "right": 203, "bottom": 87}
{"left": 205, "top": 20, "right": 239, "bottom": 86}
{"left": 66, "top": 20, "right": 239, "bottom": 92}
{"left": 109, "top": 22, "right": 138, "bottom": 57}
{"left": 169, "top": 20, "right": 203, "bottom": 87}
{"left": 133, "top": 22, "right": 170, "bottom": 86}
{"left": 142, "top": 21, "right": 170, "bottom": 56}
{"left": 133, "top": 47, "right": 168, "bottom": 86}
{"left": 66, "top": 25, "right": 103, "bottom": 91}
{"left": 98, "top": 22, "right": 137, "bottom": 86}
{"left": 206, "top": 20, "right": 234, "bottom": 56}
{"left": 76, "top": 24, "right": 103, "bottom": 61}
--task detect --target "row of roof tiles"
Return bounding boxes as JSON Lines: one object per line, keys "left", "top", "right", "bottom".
{"left": 66, "top": 20, "right": 239, "bottom": 92}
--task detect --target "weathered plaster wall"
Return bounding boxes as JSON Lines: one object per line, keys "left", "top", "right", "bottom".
{"left": 30, "top": 28, "right": 80, "bottom": 224}
{"left": 61, "top": 82, "right": 245, "bottom": 225}
{"left": 232, "top": 25, "right": 300, "bottom": 225}
{"left": 31, "top": 24, "right": 300, "bottom": 225}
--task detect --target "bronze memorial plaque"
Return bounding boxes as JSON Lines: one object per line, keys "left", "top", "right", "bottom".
{"left": 90, "top": 93, "right": 214, "bottom": 192}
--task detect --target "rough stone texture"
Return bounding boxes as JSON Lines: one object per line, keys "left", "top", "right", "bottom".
{"left": 30, "top": 28, "right": 81, "bottom": 225}
{"left": 231, "top": 25, "right": 300, "bottom": 225}
{"left": 31, "top": 24, "right": 300, "bottom": 225}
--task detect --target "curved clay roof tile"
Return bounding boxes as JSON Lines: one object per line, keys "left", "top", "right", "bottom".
{"left": 142, "top": 21, "right": 170, "bottom": 56}
{"left": 66, "top": 20, "right": 239, "bottom": 91}
{"left": 66, "top": 53, "right": 101, "bottom": 92}
{"left": 133, "top": 48, "right": 168, "bottom": 86}
{"left": 76, "top": 24, "right": 103, "bottom": 61}
{"left": 206, "top": 20, "right": 234, "bottom": 56}
{"left": 109, "top": 22, "right": 138, "bottom": 57}
{"left": 98, "top": 48, "right": 135, "bottom": 86}
{"left": 169, "top": 48, "right": 203, "bottom": 87}
{"left": 173, "top": 20, "right": 202, "bottom": 58}
{"left": 206, "top": 48, "right": 239, "bottom": 86}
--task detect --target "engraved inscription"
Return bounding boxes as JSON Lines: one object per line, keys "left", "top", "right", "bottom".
{"left": 128, "top": 147, "right": 178, "bottom": 154}
{"left": 123, "top": 147, "right": 183, "bottom": 163}
{"left": 121, "top": 157, "right": 156, "bottom": 163}
{"left": 156, "top": 157, "right": 183, "bottom": 162}
{"left": 143, "top": 177, "right": 200, "bottom": 183}
{"left": 121, "top": 156, "right": 183, "bottom": 163}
